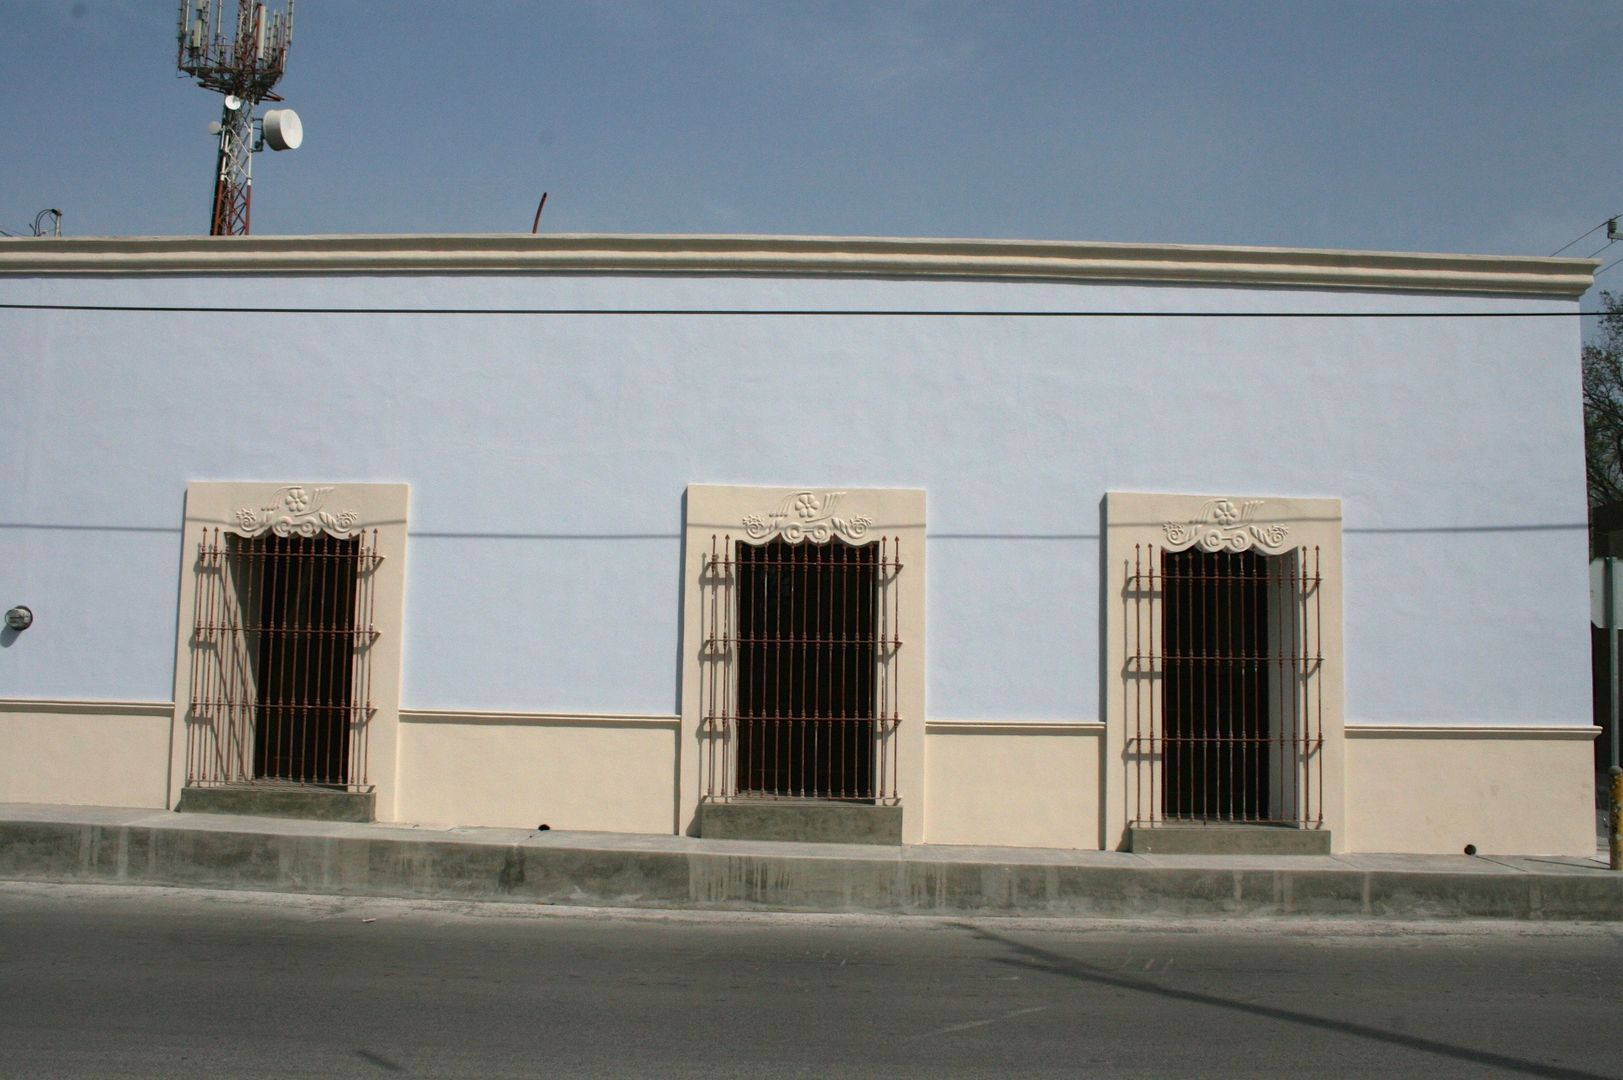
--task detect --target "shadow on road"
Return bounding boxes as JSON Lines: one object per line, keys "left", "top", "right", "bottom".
{"left": 949, "top": 922, "right": 1606, "bottom": 1080}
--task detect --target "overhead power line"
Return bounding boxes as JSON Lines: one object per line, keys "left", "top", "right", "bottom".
{"left": 1552, "top": 214, "right": 1623, "bottom": 257}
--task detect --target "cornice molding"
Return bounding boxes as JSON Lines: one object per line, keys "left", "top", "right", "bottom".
{"left": 0, "top": 233, "right": 1597, "bottom": 297}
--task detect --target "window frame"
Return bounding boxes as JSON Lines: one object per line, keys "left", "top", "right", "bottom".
{"left": 169, "top": 482, "right": 410, "bottom": 816}
{"left": 681, "top": 485, "right": 926, "bottom": 840}
{"left": 1103, "top": 491, "right": 1345, "bottom": 851}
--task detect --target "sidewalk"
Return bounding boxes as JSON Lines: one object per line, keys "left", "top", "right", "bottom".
{"left": 1, "top": 803, "right": 1617, "bottom": 920}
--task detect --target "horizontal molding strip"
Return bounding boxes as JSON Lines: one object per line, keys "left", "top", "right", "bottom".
{"left": 1346, "top": 724, "right": 1601, "bottom": 740}
{"left": 925, "top": 720, "right": 1106, "bottom": 735}
{"left": 3, "top": 704, "right": 1592, "bottom": 739}
{"left": 0, "top": 234, "right": 1597, "bottom": 297}
{"left": 400, "top": 708, "right": 678, "bottom": 729}
{"left": 0, "top": 698, "right": 172, "bottom": 718}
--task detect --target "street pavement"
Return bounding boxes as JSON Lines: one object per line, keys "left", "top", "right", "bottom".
{"left": 0, "top": 882, "right": 1618, "bottom": 1078}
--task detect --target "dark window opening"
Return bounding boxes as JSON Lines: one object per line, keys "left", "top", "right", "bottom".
{"left": 734, "top": 538, "right": 877, "bottom": 800}
{"left": 1161, "top": 547, "right": 1272, "bottom": 822}
{"left": 1126, "top": 540, "right": 1322, "bottom": 829}
{"left": 239, "top": 533, "right": 358, "bottom": 787}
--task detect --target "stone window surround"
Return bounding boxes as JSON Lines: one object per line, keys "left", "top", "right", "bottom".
{"left": 1101, "top": 491, "right": 1346, "bottom": 852}
{"left": 680, "top": 484, "right": 927, "bottom": 843}
{"left": 168, "top": 481, "right": 410, "bottom": 818}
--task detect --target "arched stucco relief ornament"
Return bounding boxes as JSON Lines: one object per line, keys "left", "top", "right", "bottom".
{"left": 742, "top": 490, "right": 873, "bottom": 544}
{"left": 1162, "top": 498, "right": 1289, "bottom": 553}
{"left": 233, "top": 485, "right": 361, "bottom": 538}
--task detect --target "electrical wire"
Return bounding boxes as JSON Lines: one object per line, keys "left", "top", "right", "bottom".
{"left": 1552, "top": 215, "right": 1622, "bottom": 256}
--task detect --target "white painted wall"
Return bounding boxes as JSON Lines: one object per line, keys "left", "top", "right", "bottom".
{"left": 0, "top": 271, "right": 1589, "bottom": 729}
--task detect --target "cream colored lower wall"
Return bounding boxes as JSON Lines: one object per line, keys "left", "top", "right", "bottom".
{"left": 923, "top": 722, "right": 1104, "bottom": 849}
{"left": 1345, "top": 726, "right": 1598, "bottom": 856}
{"left": 0, "top": 699, "right": 173, "bottom": 808}
{"left": 393, "top": 710, "right": 680, "bottom": 833}
{"left": 4, "top": 699, "right": 1600, "bottom": 858}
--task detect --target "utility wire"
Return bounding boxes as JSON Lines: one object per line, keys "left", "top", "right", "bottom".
{"left": 1552, "top": 214, "right": 1622, "bottom": 256}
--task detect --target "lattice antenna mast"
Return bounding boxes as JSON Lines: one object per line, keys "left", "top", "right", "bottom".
{"left": 177, "top": 0, "right": 302, "bottom": 235}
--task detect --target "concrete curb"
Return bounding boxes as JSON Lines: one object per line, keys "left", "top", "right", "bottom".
{"left": 0, "top": 806, "right": 1617, "bottom": 920}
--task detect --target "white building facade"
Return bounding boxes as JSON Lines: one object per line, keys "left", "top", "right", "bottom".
{"left": 0, "top": 234, "right": 1600, "bottom": 854}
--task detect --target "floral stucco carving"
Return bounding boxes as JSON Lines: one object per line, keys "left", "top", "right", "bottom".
{"left": 1162, "top": 498, "right": 1288, "bottom": 553}
{"left": 233, "top": 485, "right": 360, "bottom": 538}
{"left": 742, "top": 490, "right": 873, "bottom": 544}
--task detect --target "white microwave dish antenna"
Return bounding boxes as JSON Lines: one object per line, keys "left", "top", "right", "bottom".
{"left": 262, "top": 108, "right": 302, "bottom": 151}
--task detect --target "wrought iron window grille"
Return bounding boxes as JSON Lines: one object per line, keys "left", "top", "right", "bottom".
{"left": 1125, "top": 544, "right": 1324, "bottom": 829}
{"left": 700, "top": 533, "right": 903, "bottom": 804}
{"left": 186, "top": 527, "right": 381, "bottom": 792}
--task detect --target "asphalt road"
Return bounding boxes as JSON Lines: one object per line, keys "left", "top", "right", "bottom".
{"left": 0, "top": 882, "right": 1619, "bottom": 1079}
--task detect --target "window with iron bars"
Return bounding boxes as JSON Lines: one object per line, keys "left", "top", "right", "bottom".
{"left": 699, "top": 534, "right": 903, "bottom": 804}
{"left": 186, "top": 527, "right": 381, "bottom": 792}
{"left": 1125, "top": 543, "right": 1324, "bottom": 829}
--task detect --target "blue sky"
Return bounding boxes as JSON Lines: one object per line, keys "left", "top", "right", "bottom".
{"left": 5, "top": 1, "right": 1623, "bottom": 289}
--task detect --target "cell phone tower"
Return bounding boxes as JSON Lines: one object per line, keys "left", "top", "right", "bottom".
{"left": 176, "top": 0, "right": 303, "bottom": 235}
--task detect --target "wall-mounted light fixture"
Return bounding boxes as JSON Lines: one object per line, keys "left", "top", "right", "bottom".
{"left": 5, "top": 606, "right": 33, "bottom": 632}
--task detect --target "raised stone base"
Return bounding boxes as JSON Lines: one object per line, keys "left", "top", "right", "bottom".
{"left": 1129, "top": 825, "right": 1332, "bottom": 856}
{"left": 698, "top": 801, "right": 902, "bottom": 845}
{"left": 177, "top": 785, "right": 375, "bottom": 823}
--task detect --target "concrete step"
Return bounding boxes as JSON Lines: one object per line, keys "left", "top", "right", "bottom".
{"left": 1129, "top": 825, "right": 1332, "bottom": 856}
{"left": 175, "top": 786, "right": 375, "bottom": 823}
{"left": 697, "top": 801, "right": 902, "bottom": 844}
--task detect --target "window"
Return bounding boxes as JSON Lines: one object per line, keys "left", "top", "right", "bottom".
{"left": 172, "top": 483, "right": 409, "bottom": 813}
{"left": 702, "top": 534, "right": 899, "bottom": 802}
{"left": 187, "top": 526, "right": 379, "bottom": 790}
{"left": 1140, "top": 544, "right": 1323, "bottom": 826}
{"left": 1105, "top": 493, "right": 1344, "bottom": 846}
{"left": 680, "top": 486, "right": 926, "bottom": 840}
